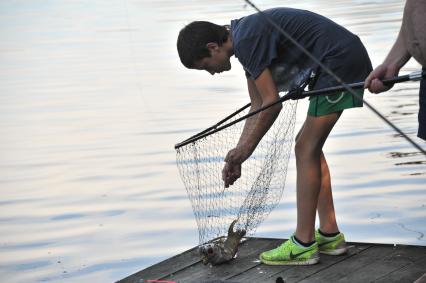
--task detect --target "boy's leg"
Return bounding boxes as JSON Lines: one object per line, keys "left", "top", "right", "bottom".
{"left": 317, "top": 152, "right": 339, "bottom": 233}
{"left": 295, "top": 125, "right": 339, "bottom": 234}
{"left": 259, "top": 113, "right": 340, "bottom": 265}
{"left": 294, "top": 112, "right": 341, "bottom": 243}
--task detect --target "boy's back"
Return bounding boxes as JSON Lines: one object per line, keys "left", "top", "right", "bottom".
{"left": 231, "top": 8, "right": 364, "bottom": 91}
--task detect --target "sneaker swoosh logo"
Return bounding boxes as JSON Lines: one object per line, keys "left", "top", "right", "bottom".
{"left": 289, "top": 249, "right": 313, "bottom": 260}
{"left": 319, "top": 240, "right": 336, "bottom": 247}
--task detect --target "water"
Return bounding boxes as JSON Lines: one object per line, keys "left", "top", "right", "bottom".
{"left": 0, "top": 0, "right": 424, "bottom": 282}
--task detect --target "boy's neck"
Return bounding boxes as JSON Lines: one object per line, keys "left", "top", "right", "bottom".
{"left": 224, "top": 28, "right": 235, "bottom": 57}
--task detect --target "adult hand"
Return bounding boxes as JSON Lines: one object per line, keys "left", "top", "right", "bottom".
{"left": 364, "top": 64, "right": 400, "bottom": 93}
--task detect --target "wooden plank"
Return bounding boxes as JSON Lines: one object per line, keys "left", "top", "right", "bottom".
{"left": 161, "top": 237, "right": 282, "bottom": 283}
{"left": 235, "top": 242, "right": 371, "bottom": 283}
{"left": 118, "top": 238, "right": 426, "bottom": 283}
{"left": 375, "top": 254, "right": 426, "bottom": 283}
{"left": 117, "top": 246, "right": 201, "bottom": 283}
{"left": 332, "top": 244, "right": 426, "bottom": 283}
{"left": 228, "top": 264, "right": 291, "bottom": 283}
{"left": 297, "top": 244, "right": 426, "bottom": 283}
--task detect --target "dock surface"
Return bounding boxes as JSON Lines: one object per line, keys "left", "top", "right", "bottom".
{"left": 118, "top": 237, "right": 426, "bottom": 283}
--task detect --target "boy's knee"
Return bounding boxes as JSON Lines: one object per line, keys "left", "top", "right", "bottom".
{"left": 295, "top": 140, "right": 321, "bottom": 159}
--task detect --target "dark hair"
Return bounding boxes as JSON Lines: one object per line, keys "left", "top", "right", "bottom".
{"left": 177, "top": 21, "right": 229, "bottom": 68}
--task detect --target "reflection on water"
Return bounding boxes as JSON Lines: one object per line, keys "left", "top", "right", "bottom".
{"left": 0, "top": 0, "right": 425, "bottom": 282}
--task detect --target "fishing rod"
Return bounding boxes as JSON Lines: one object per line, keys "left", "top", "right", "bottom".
{"left": 241, "top": 0, "right": 426, "bottom": 156}
{"left": 174, "top": 70, "right": 425, "bottom": 149}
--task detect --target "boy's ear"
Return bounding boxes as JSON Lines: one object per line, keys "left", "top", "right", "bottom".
{"left": 206, "top": 42, "right": 219, "bottom": 50}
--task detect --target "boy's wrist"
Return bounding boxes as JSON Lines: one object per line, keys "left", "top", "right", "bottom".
{"left": 240, "top": 141, "right": 256, "bottom": 158}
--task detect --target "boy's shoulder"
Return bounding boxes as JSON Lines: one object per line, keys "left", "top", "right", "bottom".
{"left": 231, "top": 7, "right": 328, "bottom": 48}
{"left": 232, "top": 8, "right": 290, "bottom": 37}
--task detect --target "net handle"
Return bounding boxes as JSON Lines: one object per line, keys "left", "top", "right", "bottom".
{"left": 177, "top": 103, "right": 251, "bottom": 147}
{"left": 174, "top": 70, "right": 425, "bottom": 149}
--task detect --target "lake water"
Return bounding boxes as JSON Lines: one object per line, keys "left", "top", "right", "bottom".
{"left": 0, "top": 0, "right": 425, "bottom": 282}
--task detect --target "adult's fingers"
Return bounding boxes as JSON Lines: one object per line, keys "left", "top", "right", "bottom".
{"left": 364, "top": 64, "right": 388, "bottom": 90}
{"left": 369, "top": 78, "right": 390, "bottom": 93}
{"left": 364, "top": 72, "right": 375, "bottom": 88}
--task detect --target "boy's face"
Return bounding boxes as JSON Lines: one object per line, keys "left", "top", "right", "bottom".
{"left": 193, "top": 42, "right": 231, "bottom": 75}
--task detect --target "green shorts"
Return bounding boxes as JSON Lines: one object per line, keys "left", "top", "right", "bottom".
{"left": 307, "top": 89, "right": 364, "bottom": 117}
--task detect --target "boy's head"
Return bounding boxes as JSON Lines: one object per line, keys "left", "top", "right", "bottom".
{"left": 177, "top": 21, "right": 233, "bottom": 75}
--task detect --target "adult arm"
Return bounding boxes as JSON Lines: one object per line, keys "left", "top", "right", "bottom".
{"left": 222, "top": 68, "right": 282, "bottom": 187}
{"left": 364, "top": 28, "right": 411, "bottom": 93}
{"left": 364, "top": 0, "right": 420, "bottom": 93}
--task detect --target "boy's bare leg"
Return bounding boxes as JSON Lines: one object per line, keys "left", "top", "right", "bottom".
{"left": 294, "top": 112, "right": 341, "bottom": 243}
{"left": 295, "top": 127, "right": 340, "bottom": 236}
{"left": 317, "top": 152, "right": 339, "bottom": 234}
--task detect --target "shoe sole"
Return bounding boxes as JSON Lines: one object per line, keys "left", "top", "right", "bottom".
{"left": 259, "top": 256, "right": 320, "bottom": 266}
{"left": 319, "top": 247, "right": 348, "bottom": 255}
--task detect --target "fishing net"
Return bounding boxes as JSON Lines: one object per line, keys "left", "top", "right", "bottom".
{"left": 175, "top": 97, "right": 298, "bottom": 245}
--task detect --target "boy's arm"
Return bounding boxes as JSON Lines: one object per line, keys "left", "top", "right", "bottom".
{"left": 222, "top": 68, "right": 282, "bottom": 187}
{"left": 242, "top": 68, "right": 283, "bottom": 152}
{"left": 235, "top": 77, "right": 263, "bottom": 148}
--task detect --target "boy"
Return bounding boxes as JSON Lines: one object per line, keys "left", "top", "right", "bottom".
{"left": 177, "top": 7, "right": 372, "bottom": 265}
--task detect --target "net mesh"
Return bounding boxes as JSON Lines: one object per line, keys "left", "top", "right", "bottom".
{"left": 176, "top": 99, "right": 298, "bottom": 245}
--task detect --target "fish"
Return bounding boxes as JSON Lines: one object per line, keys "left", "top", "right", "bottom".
{"left": 199, "top": 220, "right": 246, "bottom": 266}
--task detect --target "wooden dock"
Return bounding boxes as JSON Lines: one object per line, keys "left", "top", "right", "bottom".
{"left": 118, "top": 237, "right": 426, "bottom": 283}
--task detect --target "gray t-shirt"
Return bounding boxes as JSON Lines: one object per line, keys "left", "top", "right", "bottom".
{"left": 231, "top": 8, "right": 361, "bottom": 92}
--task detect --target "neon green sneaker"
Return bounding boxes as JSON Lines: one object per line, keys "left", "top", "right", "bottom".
{"left": 315, "top": 230, "right": 348, "bottom": 255}
{"left": 259, "top": 236, "right": 319, "bottom": 265}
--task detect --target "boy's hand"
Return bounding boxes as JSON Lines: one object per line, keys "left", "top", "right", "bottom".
{"left": 222, "top": 162, "right": 241, "bottom": 188}
{"left": 364, "top": 64, "right": 399, "bottom": 93}
{"left": 222, "top": 146, "right": 252, "bottom": 188}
